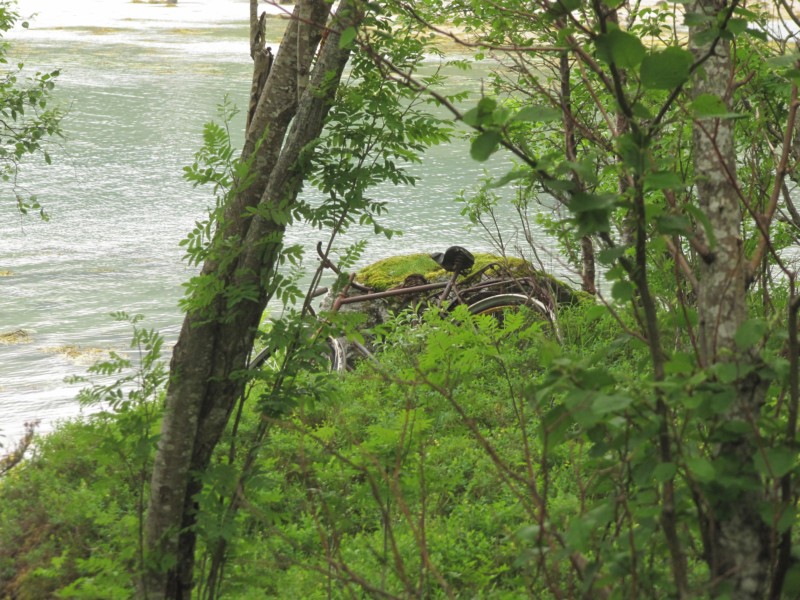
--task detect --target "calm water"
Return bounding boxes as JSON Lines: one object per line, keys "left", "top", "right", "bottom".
{"left": 0, "top": 0, "right": 565, "bottom": 444}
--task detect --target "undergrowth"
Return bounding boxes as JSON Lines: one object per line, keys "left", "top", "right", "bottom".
{"left": 0, "top": 300, "right": 657, "bottom": 598}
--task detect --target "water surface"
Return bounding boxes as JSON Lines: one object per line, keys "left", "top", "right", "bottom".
{"left": 0, "top": 0, "right": 566, "bottom": 443}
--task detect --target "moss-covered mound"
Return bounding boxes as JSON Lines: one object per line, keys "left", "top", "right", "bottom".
{"left": 356, "top": 252, "right": 531, "bottom": 292}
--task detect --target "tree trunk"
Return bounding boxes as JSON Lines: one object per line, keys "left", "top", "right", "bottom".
{"left": 140, "top": 1, "right": 363, "bottom": 598}
{"left": 690, "top": 2, "right": 769, "bottom": 597}
{"left": 558, "top": 51, "right": 596, "bottom": 295}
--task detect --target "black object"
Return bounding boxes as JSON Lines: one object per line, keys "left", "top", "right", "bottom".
{"left": 431, "top": 246, "right": 475, "bottom": 273}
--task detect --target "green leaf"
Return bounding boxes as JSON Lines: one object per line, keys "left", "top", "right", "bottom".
{"left": 463, "top": 97, "right": 498, "bottom": 127}
{"left": 339, "top": 26, "right": 357, "bottom": 48}
{"left": 665, "top": 352, "right": 695, "bottom": 375}
{"left": 595, "top": 29, "right": 646, "bottom": 68}
{"left": 654, "top": 214, "right": 691, "bottom": 235}
{"left": 758, "top": 502, "right": 796, "bottom": 533}
{"left": 644, "top": 171, "right": 684, "bottom": 191}
{"left": 556, "top": 153, "right": 599, "bottom": 184}
{"left": 585, "top": 304, "right": 609, "bottom": 322}
{"left": 611, "top": 280, "right": 634, "bottom": 302}
{"left": 616, "top": 133, "right": 647, "bottom": 174}
{"left": 477, "top": 96, "right": 497, "bottom": 112}
{"left": 715, "top": 362, "right": 739, "bottom": 384}
{"left": 754, "top": 446, "right": 796, "bottom": 478}
{"left": 546, "top": 0, "right": 580, "bottom": 18}
{"left": 710, "top": 390, "right": 736, "bottom": 414}
{"left": 592, "top": 393, "right": 633, "bottom": 415}
{"left": 766, "top": 53, "right": 800, "bottom": 68}
{"left": 542, "top": 404, "right": 572, "bottom": 449}
{"left": 513, "top": 105, "right": 562, "bottom": 123}
{"left": 597, "top": 245, "right": 627, "bottom": 265}
{"left": 685, "top": 456, "right": 716, "bottom": 482}
{"left": 786, "top": 69, "right": 800, "bottom": 85}
{"left": 568, "top": 192, "right": 615, "bottom": 213}
{"left": 691, "top": 93, "right": 744, "bottom": 119}
{"left": 782, "top": 563, "right": 800, "bottom": 597}
{"left": 640, "top": 47, "right": 694, "bottom": 90}
{"left": 726, "top": 18, "right": 748, "bottom": 36}
{"left": 652, "top": 462, "right": 677, "bottom": 482}
{"left": 545, "top": 178, "right": 577, "bottom": 192}
{"left": 735, "top": 318, "right": 768, "bottom": 350}
{"left": 693, "top": 26, "right": 722, "bottom": 46}
{"left": 684, "top": 12, "right": 713, "bottom": 27}
{"left": 690, "top": 93, "right": 725, "bottom": 115}
{"left": 565, "top": 502, "right": 614, "bottom": 552}
{"left": 486, "top": 168, "right": 531, "bottom": 189}
{"left": 745, "top": 27, "right": 767, "bottom": 41}
{"left": 631, "top": 102, "right": 653, "bottom": 119}
{"left": 470, "top": 130, "right": 502, "bottom": 161}
{"left": 574, "top": 210, "right": 611, "bottom": 236}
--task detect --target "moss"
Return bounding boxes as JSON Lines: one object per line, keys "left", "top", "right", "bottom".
{"left": 356, "top": 253, "right": 532, "bottom": 292}
{"left": 356, "top": 253, "right": 437, "bottom": 291}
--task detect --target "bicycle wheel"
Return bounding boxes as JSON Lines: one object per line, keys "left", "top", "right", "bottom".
{"left": 467, "top": 293, "right": 558, "bottom": 338}
{"left": 249, "top": 336, "right": 346, "bottom": 372}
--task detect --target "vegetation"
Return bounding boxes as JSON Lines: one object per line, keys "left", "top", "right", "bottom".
{"left": 0, "top": 299, "right": 628, "bottom": 599}
{"left": 3, "top": 0, "right": 800, "bottom": 599}
{"left": 0, "top": 0, "right": 62, "bottom": 218}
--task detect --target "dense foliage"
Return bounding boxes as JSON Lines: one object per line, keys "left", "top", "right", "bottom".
{"left": 4, "top": 0, "right": 800, "bottom": 598}
{"left": 0, "top": 298, "right": 641, "bottom": 599}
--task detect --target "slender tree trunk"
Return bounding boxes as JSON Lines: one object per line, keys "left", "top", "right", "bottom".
{"left": 690, "top": 2, "right": 769, "bottom": 597}
{"left": 558, "top": 51, "right": 596, "bottom": 294}
{"left": 140, "top": 2, "right": 363, "bottom": 598}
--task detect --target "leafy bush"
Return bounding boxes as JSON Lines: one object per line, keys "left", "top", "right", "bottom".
{"left": 0, "top": 314, "right": 164, "bottom": 599}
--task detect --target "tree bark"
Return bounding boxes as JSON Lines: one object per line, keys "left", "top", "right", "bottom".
{"left": 558, "top": 51, "right": 596, "bottom": 294}
{"left": 690, "top": 2, "right": 769, "bottom": 598}
{"left": 140, "top": 2, "right": 363, "bottom": 598}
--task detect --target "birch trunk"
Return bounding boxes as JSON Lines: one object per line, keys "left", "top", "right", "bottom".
{"left": 690, "top": 2, "right": 769, "bottom": 597}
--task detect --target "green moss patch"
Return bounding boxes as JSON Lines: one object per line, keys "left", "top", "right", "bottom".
{"left": 356, "top": 252, "right": 532, "bottom": 292}
{"left": 356, "top": 253, "right": 439, "bottom": 291}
